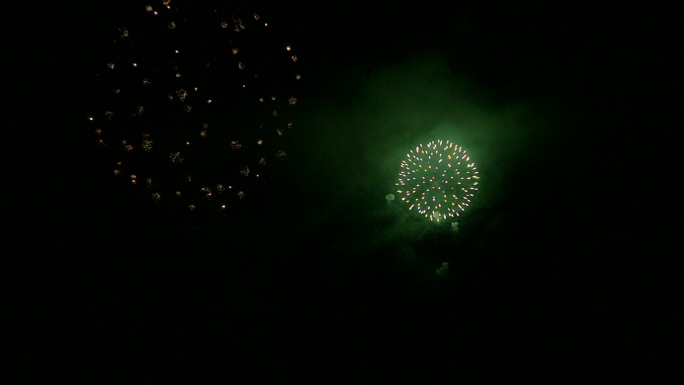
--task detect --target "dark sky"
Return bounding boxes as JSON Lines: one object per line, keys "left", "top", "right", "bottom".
{"left": 8, "top": 0, "right": 678, "bottom": 382}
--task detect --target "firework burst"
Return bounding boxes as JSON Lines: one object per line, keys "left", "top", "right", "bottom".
{"left": 396, "top": 140, "right": 479, "bottom": 222}
{"left": 87, "top": 0, "right": 301, "bottom": 212}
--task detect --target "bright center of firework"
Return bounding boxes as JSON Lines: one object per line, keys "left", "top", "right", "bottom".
{"left": 396, "top": 139, "right": 479, "bottom": 222}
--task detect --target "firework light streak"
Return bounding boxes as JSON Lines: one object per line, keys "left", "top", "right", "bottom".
{"left": 396, "top": 140, "right": 479, "bottom": 222}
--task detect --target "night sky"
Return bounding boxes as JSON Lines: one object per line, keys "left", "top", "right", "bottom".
{"left": 8, "top": 0, "right": 678, "bottom": 382}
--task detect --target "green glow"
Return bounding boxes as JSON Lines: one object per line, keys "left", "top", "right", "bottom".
{"left": 396, "top": 139, "right": 479, "bottom": 222}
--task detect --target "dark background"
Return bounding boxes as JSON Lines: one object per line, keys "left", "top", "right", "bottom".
{"left": 7, "top": 0, "right": 679, "bottom": 382}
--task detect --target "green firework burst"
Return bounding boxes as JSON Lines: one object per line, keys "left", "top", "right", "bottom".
{"left": 396, "top": 140, "right": 479, "bottom": 222}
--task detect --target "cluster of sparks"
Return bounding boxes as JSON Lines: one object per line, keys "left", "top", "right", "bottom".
{"left": 87, "top": 0, "right": 301, "bottom": 211}
{"left": 396, "top": 140, "right": 479, "bottom": 222}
